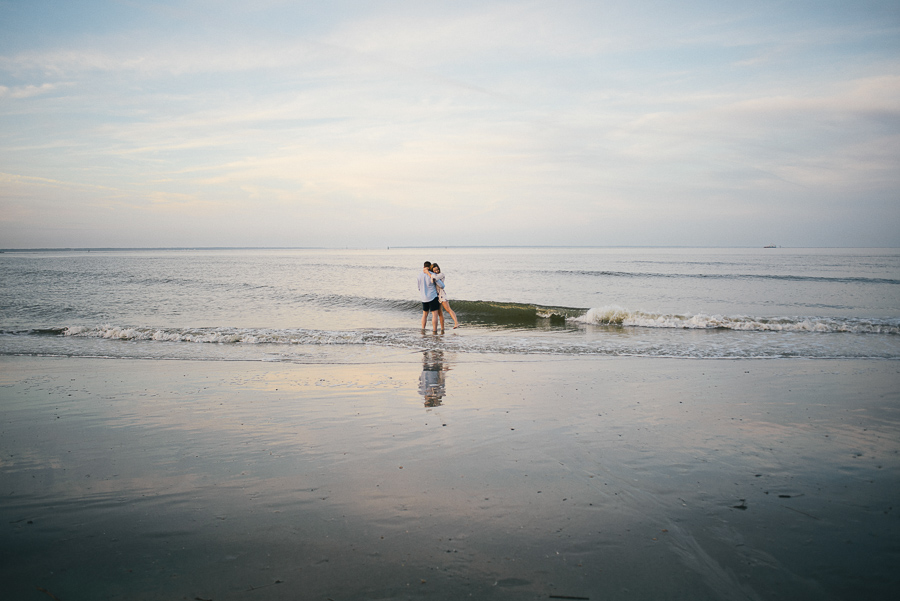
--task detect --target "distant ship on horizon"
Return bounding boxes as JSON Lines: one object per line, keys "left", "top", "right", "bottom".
{"left": 764, "top": 244, "right": 777, "bottom": 248}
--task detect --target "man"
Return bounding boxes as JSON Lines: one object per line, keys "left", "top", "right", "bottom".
{"left": 417, "top": 261, "right": 444, "bottom": 332}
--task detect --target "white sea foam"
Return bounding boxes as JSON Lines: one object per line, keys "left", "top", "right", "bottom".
{"left": 573, "top": 306, "right": 900, "bottom": 334}
{"left": 0, "top": 320, "right": 886, "bottom": 359}
{"left": 62, "top": 324, "right": 376, "bottom": 346}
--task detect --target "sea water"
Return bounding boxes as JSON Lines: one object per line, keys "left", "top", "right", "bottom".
{"left": 1, "top": 247, "right": 898, "bottom": 360}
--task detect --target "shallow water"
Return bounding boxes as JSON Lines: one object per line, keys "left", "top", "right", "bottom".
{"left": 2, "top": 247, "right": 899, "bottom": 360}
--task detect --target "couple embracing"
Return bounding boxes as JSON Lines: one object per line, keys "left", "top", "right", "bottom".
{"left": 417, "top": 261, "right": 459, "bottom": 332}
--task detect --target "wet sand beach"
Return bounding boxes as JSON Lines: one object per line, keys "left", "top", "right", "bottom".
{"left": 2, "top": 353, "right": 898, "bottom": 600}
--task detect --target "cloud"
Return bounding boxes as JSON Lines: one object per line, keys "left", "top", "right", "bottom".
{"left": 324, "top": 2, "right": 613, "bottom": 63}
{"left": 0, "top": 39, "right": 334, "bottom": 78}
{"left": 606, "top": 75, "right": 900, "bottom": 172}
{"left": 0, "top": 0, "right": 898, "bottom": 247}
{"left": 0, "top": 82, "right": 60, "bottom": 99}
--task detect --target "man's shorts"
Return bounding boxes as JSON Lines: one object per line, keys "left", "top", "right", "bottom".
{"left": 422, "top": 298, "right": 440, "bottom": 312}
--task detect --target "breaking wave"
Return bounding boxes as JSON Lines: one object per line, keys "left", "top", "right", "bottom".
{"left": 4, "top": 303, "right": 898, "bottom": 343}
{"left": 2, "top": 319, "right": 899, "bottom": 361}
{"left": 1, "top": 303, "right": 897, "bottom": 361}
{"left": 574, "top": 306, "right": 900, "bottom": 334}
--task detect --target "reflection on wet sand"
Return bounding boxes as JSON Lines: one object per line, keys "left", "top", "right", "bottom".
{"left": 3, "top": 356, "right": 898, "bottom": 601}
{"left": 418, "top": 349, "right": 448, "bottom": 407}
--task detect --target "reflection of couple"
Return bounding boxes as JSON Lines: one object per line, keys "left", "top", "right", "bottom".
{"left": 417, "top": 261, "right": 459, "bottom": 331}
{"left": 418, "top": 349, "right": 447, "bottom": 407}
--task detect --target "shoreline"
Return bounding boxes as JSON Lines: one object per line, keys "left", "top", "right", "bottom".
{"left": 2, "top": 354, "right": 898, "bottom": 600}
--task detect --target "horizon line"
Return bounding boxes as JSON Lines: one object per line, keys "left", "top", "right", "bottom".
{"left": 2, "top": 245, "right": 898, "bottom": 252}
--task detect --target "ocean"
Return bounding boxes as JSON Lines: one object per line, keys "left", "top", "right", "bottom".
{"left": 2, "top": 246, "right": 898, "bottom": 361}
{"left": 3, "top": 247, "right": 900, "bottom": 600}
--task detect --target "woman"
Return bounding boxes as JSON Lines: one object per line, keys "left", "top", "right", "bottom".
{"left": 430, "top": 263, "right": 459, "bottom": 329}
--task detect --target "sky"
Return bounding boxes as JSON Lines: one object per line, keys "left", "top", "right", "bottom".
{"left": 1, "top": 0, "right": 898, "bottom": 248}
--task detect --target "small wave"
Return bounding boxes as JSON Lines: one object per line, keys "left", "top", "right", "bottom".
{"left": 60, "top": 325, "right": 354, "bottom": 345}
{"left": 448, "top": 300, "right": 583, "bottom": 325}
{"left": 52, "top": 308, "right": 900, "bottom": 343}
{"left": 1, "top": 322, "right": 895, "bottom": 361}
{"left": 34, "top": 306, "right": 900, "bottom": 341}
{"left": 2, "top": 320, "right": 898, "bottom": 360}
{"left": 574, "top": 306, "right": 900, "bottom": 334}
{"left": 312, "top": 297, "right": 586, "bottom": 325}
{"left": 559, "top": 270, "right": 900, "bottom": 286}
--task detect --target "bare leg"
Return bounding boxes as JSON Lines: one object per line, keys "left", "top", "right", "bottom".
{"left": 432, "top": 310, "right": 437, "bottom": 333}
{"left": 421, "top": 311, "right": 429, "bottom": 329}
{"left": 442, "top": 301, "right": 459, "bottom": 328}
{"left": 438, "top": 307, "right": 445, "bottom": 331}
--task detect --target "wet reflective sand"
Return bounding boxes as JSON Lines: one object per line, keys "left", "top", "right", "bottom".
{"left": 1, "top": 354, "right": 898, "bottom": 600}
